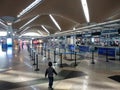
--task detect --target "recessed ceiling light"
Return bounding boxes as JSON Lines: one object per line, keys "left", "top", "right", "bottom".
{"left": 17, "top": 0, "right": 42, "bottom": 18}
{"left": 49, "top": 14, "right": 61, "bottom": 31}
{"left": 41, "top": 25, "right": 50, "bottom": 35}
{"left": 81, "top": 0, "right": 90, "bottom": 23}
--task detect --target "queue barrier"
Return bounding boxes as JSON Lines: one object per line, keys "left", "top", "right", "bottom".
{"left": 98, "top": 47, "right": 115, "bottom": 57}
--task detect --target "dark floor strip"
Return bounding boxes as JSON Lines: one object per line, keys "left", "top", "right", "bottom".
{"left": 108, "top": 75, "right": 120, "bottom": 82}
{"left": 0, "top": 70, "right": 86, "bottom": 89}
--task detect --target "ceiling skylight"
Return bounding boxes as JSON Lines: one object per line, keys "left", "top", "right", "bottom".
{"left": 21, "top": 32, "right": 41, "bottom": 36}
{"left": 81, "top": 0, "right": 90, "bottom": 23}
{"left": 41, "top": 25, "right": 50, "bottom": 35}
{"left": 17, "top": 0, "right": 42, "bottom": 18}
{"left": 49, "top": 14, "right": 61, "bottom": 31}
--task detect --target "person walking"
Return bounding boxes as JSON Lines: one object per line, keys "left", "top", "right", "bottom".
{"left": 45, "top": 62, "right": 57, "bottom": 89}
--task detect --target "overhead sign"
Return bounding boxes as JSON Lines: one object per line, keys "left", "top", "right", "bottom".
{"left": 102, "top": 30, "right": 118, "bottom": 34}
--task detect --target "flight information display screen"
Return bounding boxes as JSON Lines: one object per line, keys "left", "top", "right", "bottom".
{"left": 7, "top": 38, "right": 12, "bottom": 46}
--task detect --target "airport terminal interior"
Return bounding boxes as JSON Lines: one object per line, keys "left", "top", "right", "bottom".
{"left": 0, "top": 0, "right": 120, "bottom": 90}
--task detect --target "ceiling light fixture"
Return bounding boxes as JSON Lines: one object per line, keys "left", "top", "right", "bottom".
{"left": 21, "top": 27, "right": 30, "bottom": 34}
{"left": 7, "top": 22, "right": 12, "bottom": 26}
{"left": 17, "top": 0, "right": 42, "bottom": 18}
{"left": 41, "top": 25, "right": 50, "bottom": 35}
{"left": 73, "top": 27, "right": 76, "bottom": 30}
{"left": 20, "top": 15, "right": 39, "bottom": 30}
{"left": 0, "top": 31, "right": 7, "bottom": 36}
{"left": 0, "top": 19, "right": 7, "bottom": 27}
{"left": 49, "top": 14, "right": 61, "bottom": 31}
{"left": 37, "top": 30, "right": 43, "bottom": 35}
{"left": 14, "top": 19, "right": 21, "bottom": 23}
{"left": 81, "top": 0, "right": 90, "bottom": 23}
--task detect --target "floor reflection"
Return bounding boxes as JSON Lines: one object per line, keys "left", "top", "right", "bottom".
{"left": 7, "top": 47, "right": 13, "bottom": 58}
{"left": 0, "top": 44, "right": 13, "bottom": 72}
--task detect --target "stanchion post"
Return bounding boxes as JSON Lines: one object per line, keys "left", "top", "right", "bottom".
{"left": 60, "top": 53, "right": 63, "bottom": 67}
{"left": 91, "top": 50, "right": 95, "bottom": 64}
{"left": 27, "top": 44, "right": 30, "bottom": 52}
{"left": 34, "top": 54, "right": 39, "bottom": 71}
{"left": 118, "top": 47, "right": 120, "bottom": 61}
{"left": 33, "top": 51, "right": 36, "bottom": 65}
{"left": 41, "top": 47, "right": 43, "bottom": 55}
{"left": 74, "top": 52, "right": 77, "bottom": 66}
{"left": 29, "top": 48, "right": 31, "bottom": 56}
{"left": 106, "top": 48, "right": 109, "bottom": 62}
{"left": 54, "top": 50, "right": 56, "bottom": 63}
{"left": 44, "top": 48, "right": 46, "bottom": 57}
{"left": 48, "top": 49, "right": 50, "bottom": 60}
{"left": 32, "top": 49, "right": 34, "bottom": 60}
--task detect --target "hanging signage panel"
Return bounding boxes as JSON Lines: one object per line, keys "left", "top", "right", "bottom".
{"left": 102, "top": 30, "right": 118, "bottom": 34}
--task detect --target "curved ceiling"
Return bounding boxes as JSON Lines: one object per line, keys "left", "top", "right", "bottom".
{"left": 0, "top": 0, "right": 120, "bottom": 36}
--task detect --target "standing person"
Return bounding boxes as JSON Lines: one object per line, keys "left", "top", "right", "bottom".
{"left": 45, "top": 62, "right": 57, "bottom": 89}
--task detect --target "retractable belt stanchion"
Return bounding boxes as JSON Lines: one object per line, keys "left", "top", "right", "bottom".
{"left": 48, "top": 49, "right": 50, "bottom": 60}
{"left": 106, "top": 48, "right": 109, "bottom": 62}
{"left": 29, "top": 48, "right": 31, "bottom": 57}
{"left": 33, "top": 51, "right": 36, "bottom": 65}
{"left": 44, "top": 48, "right": 46, "bottom": 57}
{"left": 32, "top": 49, "right": 34, "bottom": 60}
{"left": 41, "top": 47, "right": 43, "bottom": 55}
{"left": 119, "top": 47, "right": 120, "bottom": 61}
{"left": 60, "top": 53, "right": 63, "bottom": 67}
{"left": 54, "top": 50, "right": 56, "bottom": 63}
{"left": 34, "top": 53, "right": 39, "bottom": 71}
{"left": 91, "top": 50, "right": 95, "bottom": 64}
{"left": 74, "top": 52, "right": 77, "bottom": 66}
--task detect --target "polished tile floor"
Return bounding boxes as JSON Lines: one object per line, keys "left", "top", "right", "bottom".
{"left": 0, "top": 44, "right": 120, "bottom": 90}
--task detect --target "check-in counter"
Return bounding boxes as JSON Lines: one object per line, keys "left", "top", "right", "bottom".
{"left": 79, "top": 45, "right": 90, "bottom": 52}
{"left": 70, "top": 45, "right": 119, "bottom": 58}
{"left": 68, "top": 44, "right": 75, "bottom": 51}
{"left": 97, "top": 46, "right": 117, "bottom": 57}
